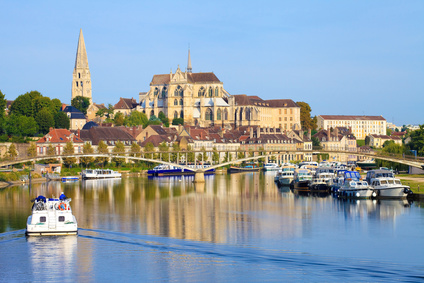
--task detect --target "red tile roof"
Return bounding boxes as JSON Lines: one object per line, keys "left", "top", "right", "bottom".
{"left": 37, "top": 129, "right": 84, "bottom": 144}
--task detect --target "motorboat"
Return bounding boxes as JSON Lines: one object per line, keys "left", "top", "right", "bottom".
{"left": 290, "top": 168, "right": 313, "bottom": 192}
{"left": 228, "top": 164, "right": 261, "bottom": 173}
{"left": 81, "top": 169, "right": 121, "bottom": 179}
{"left": 263, "top": 163, "right": 280, "bottom": 171}
{"left": 337, "top": 171, "right": 375, "bottom": 199}
{"left": 277, "top": 165, "right": 296, "bottom": 186}
{"left": 26, "top": 194, "right": 78, "bottom": 236}
{"left": 356, "top": 159, "right": 377, "bottom": 170}
{"left": 366, "top": 169, "right": 412, "bottom": 198}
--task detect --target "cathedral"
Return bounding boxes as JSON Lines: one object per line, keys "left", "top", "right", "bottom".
{"left": 71, "top": 29, "right": 92, "bottom": 103}
{"left": 139, "top": 50, "right": 301, "bottom": 130}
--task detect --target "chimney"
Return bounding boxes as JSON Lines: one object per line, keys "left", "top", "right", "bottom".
{"left": 327, "top": 129, "right": 331, "bottom": 140}
{"left": 61, "top": 104, "right": 67, "bottom": 111}
{"left": 300, "top": 130, "right": 303, "bottom": 139}
{"left": 77, "top": 128, "right": 80, "bottom": 137}
{"left": 250, "top": 127, "right": 253, "bottom": 139}
{"left": 49, "top": 127, "right": 54, "bottom": 133}
{"left": 257, "top": 127, "right": 261, "bottom": 138}
{"left": 308, "top": 129, "right": 311, "bottom": 140}
{"left": 335, "top": 127, "right": 339, "bottom": 138}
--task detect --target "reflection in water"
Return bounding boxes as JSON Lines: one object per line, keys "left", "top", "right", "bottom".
{"left": 336, "top": 198, "right": 411, "bottom": 220}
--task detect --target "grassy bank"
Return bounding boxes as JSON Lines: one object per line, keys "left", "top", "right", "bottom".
{"left": 397, "top": 175, "right": 424, "bottom": 194}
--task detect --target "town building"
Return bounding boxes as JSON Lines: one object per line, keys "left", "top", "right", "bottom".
{"left": 62, "top": 105, "right": 87, "bottom": 130}
{"left": 316, "top": 115, "right": 386, "bottom": 140}
{"left": 368, "top": 134, "right": 402, "bottom": 148}
{"left": 72, "top": 29, "right": 92, "bottom": 104}
{"left": 36, "top": 128, "right": 84, "bottom": 156}
{"left": 87, "top": 103, "right": 107, "bottom": 123}
{"left": 313, "top": 127, "right": 357, "bottom": 163}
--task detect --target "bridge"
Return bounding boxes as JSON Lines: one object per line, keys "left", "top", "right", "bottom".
{"left": 1, "top": 149, "right": 423, "bottom": 183}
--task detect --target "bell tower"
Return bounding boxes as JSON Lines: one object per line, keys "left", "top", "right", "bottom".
{"left": 71, "top": 29, "right": 92, "bottom": 104}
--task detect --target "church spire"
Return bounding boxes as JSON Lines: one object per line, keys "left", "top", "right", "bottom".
{"left": 187, "top": 48, "right": 192, "bottom": 73}
{"left": 72, "top": 29, "right": 92, "bottom": 104}
{"left": 74, "top": 29, "right": 89, "bottom": 70}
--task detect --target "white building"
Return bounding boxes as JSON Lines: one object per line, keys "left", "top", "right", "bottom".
{"left": 317, "top": 115, "right": 386, "bottom": 140}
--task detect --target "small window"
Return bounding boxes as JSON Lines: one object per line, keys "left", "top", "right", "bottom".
{"left": 59, "top": 216, "right": 65, "bottom": 222}
{"left": 40, "top": 216, "right": 46, "bottom": 223}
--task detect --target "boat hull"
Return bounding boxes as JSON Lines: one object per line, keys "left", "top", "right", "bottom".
{"left": 148, "top": 169, "right": 215, "bottom": 176}
{"left": 374, "top": 186, "right": 409, "bottom": 199}
{"left": 337, "top": 189, "right": 374, "bottom": 199}
{"left": 26, "top": 215, "right": 78, "bottom": 236}
{"left": 279, "top": 177, "right": 293, "bottom": 186}
{"left": 228, "top": 167, "right": 260, "bottom": 173}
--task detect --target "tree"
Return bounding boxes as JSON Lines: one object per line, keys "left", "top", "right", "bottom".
{"left": 148, "top": 115, "right": 162, "bottom": 126}
{"left": 54, "top": 111, "right": 70, "bottom": 129}
{"left": 187, "top": 145, "right": 195, "bottom": 163}
{"left": 113, "top": 112, "right": 125, "bottom": 126}
{"left": 296, "top": 101, "right": 317, "bottom": 130}
{"left": 62, "top": 141, "right": 76, "bottom": 167}
{"left": 158, "top": 142, "right": 169, "bottom": 161}
{"left": 9, "top": 91, "right": 41, "bottom": 118}
{"left": 386, "top": 128, "right": 393, "bottom": 136}
{"left": 0, "top": 90, "right": 6, "bottom": 134}
{"left": 312, "top": 136, "right": 321, "bottom": 148}
{"left": 130, "top": 143, "right": 141, "bottom": 157}
{"left": 5, "top": 115, "right": 38, "bottom": 137}
{"left": 71, "top": 96, "right": 90, "bottom": 115}
{"left": 96, "top": 104, "right": 114, "bottom": 121}
{"left": 36, "top": 108, "right": 55, "bottom": 134}
{"left": 158, "top": 112, "right": 169, "bottom": 127}
{"left": 112, "top": 141, "right": 125, "bottom": 166}
{"left": 406, "top": 124, "right": 424, "bottom": 156}
{"left": 143, "top": 142, "right": 154, "bottom": 159}
{"left": 7, "top": 144, "right": 18, "bottom": 159}
{"left": 80, "top": 142, "right": 94, "bottom": 166}
{"left": 124, "top": 111, "right": 148, "bottom": 127}
{"left": 171, "top": 142, "right": 180, "bottom": 162}
{"left": 172, "top": 118, "right": 184, "bottom": 126}
{"left": 27, "top": 143, "right": 37, "bottom": 158}
{"left": 44, "top": 144, "right": 58, "bottom": 164}
{"left": 212, "top": 147, "right": 220, "bottom": 164}
{"left": 96, "top": 140, "right": 109, "bottom": 166}
{"left": 364, "top": 136, "right": 371, "bottom": 146}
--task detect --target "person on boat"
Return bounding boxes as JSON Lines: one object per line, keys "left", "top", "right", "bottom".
{"left": 59, "top": 193, "right": 67, "bottom": 200}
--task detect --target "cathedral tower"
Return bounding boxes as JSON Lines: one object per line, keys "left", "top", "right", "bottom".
{"left": 72, "top": 29, "right": 92, "bottom": 103}
{"left": 187, "top": 48, "right": 192, "bottom": 73}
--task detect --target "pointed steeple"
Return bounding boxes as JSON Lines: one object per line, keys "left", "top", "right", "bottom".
{"left": 187, "top": 48, "right": 192, "bottom": 73}
{"left": 72, "top": 29, "right": 92, "bottom": 104}
{"left": 74, "top": 29, "right": 89, "bottom": 70}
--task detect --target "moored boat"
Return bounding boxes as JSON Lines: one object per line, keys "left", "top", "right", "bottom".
{"left": 228, "top": 164, "right": 261, "bottom": 173}
{"left": 148, "top": 164, "right": 215, "bottom": 176}
{"left": 290, "top": 168, "right": 313, "bottom": 192}
{"left": 366, "top": 169, "right": 412, "bottom": 198}
{"left": 277, "top": 165, "right": 296, "bottom": 186}
{"left": 26, "top": 194, "right": 78, "bottom": 236}
{"left": 82, "top": 169, "right": 121, "bottom": 179}
{"left": 337, "top": 171, "right": 374, "bottom": 199}
{"left": 263, "top": 163, "right": 280, "bottom": 171}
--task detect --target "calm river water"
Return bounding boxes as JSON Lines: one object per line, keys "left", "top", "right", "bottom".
{"left": 1, "top": 172, "right": 424, "bottom": 282}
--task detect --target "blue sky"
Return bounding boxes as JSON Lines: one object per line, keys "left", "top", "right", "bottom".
{"left": 1, "top": 0, "right": 423, "bottom": 125}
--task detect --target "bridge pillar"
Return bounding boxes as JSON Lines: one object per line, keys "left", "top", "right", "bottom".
{"left": 193, "top": 171, "right": 205, "bottom": 183}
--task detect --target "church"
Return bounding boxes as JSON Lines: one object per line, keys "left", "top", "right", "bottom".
{"left": 139, "top": 50, "right": 301, "bottom": 130}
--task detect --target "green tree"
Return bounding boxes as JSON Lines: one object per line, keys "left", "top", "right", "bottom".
{"left": 27, "top": 143, "right": 37, "bottom": 158}
{"left": 296, "top": 101, "right": 317, "bottom": 130}
{"left": 158, "top": 142, "right": 169, "bottom": 161}
{"left": 130, "top": 142, "right": 141, "bottom": 157}
{"left": 62, "top": 141, "right": 76, "bottom": 167}
{"left": 148, "top": 115, "right": 162, "bottom": 126}
{"left": 96, "top": 104, "right": 114, "bottom": 121}
{"left": 54, "top": 111, "right": 70, "bottom": 129}
{"left": 0, "top": 90, "right": 7, "bottom": 134}
{"left": 113, "top": 112, "right": 125, "bottom": 126}
{"left": 80, "top": 142, "right": 94, "bottom": 166}
{"left": 124, "top": 111, "right": 148, "bottom": 127}
{"left": 112, "top": 141, "right": 125, "bottom": 166}
{"left": 158, "top": 112, "right": 170, "bottom": 127}
{"left": 96, "top": 140, "right": 109, "bottom": 166}
{"left": 9, "top": 91, "right": 42, "bottom": 118}
{"left": 43, "top": 144, "right": 58, "bottom": 164}
{"left": 171, "top": 142, "right": 180, "bottom": 162}
{"left": 364, "top": 136, "right": 371, "bottom": 146}
{"left": 172, "top": 118, "right": 184, "bottom": 126}
{"left": 406, "top": 124, "right": 424, "bottom": 156}
{"left": 7, "top": 144, "right": 18, "bottom": 159}
{"left": 6, "top": 115, "right": 38, "bottom": 137}
{"left": 187, "top": 145, "right": 195, "bottom": 163}
{"left": 71, "top": 96, "right": 90, "bottom": 115}
{"left": 212, "top": 147, "right": 220, "bottom": 164}
{"left": 143, "top": 142, "right": 154, "bottom": 159}
{"left": 237, "top": 151, "right": 245, "bottom": 160}
{"left": 386, "top": 128, "right": 393, "bottom": 136}
{"left": 33, "top": 96, "right": 54, "bottom": 114}
{"left": 36, "top": 108, "right": 55, "bottom": 134}
{"left": 51, "top": 98, "right": 62, "bottom": 113}
{"left": 312, "top": 136, "right": 321, "bottom": 148}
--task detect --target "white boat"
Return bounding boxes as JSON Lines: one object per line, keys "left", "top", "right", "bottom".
{"left": 82, "top": 169, "right": 121, "bottom": 179}
{"left": 290, "top": 169, "right": 313, "bottom": 192}
{"left": 26, "top": 194, "right": 78, "bottom": 236}
{"left": 337, "top": 171, "right": 374, "bottom": 199}
{"left": 366, "top": 169, "right": 411, "bottom": 198}
{"left": 263, "top": 163, "right": 280, "bottom": 171}
{"left": 277, "top": 165, "right": 296, "bottom": 186}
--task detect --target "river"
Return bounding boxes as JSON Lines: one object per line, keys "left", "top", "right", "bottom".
{"left": 1, "top": 172, "right": 424, "bottom": 281}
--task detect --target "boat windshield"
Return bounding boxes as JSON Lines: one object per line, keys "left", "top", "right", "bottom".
{"left": 395, "top": 180, "right": 402, "bottom": 185}
{"left": 380, "top": 180, "right": 388, "bottom": 185}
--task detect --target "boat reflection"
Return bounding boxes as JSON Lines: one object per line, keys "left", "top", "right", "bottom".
{"left": 27, "top": 235, "right": 78, "bottom": 280}
{"left": 336, "top": 198, "right": 411, "bottom": 220}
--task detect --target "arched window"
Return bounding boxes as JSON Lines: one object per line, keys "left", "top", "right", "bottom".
{"left": 198, "top": 87, "right": 205, "bottom": 97}
{"left": 76, "top": 82, "right": 78, "bottom": 87}
{"left": 239, "top": 108, "right": 243, "bottom": 121}
{"left": 154, "top": 87, "right": 159, "bottom": 96}
{"left": 245, "top": 108, "right": 251, "bottom": 121}
{"left": 174, "top": 85, "right": 183, "bottom": 97}
{"left": 217, "top": 109, "right": 222, "bottom": 120}
{"left": 224, "top": 109, "right": 228, "bottom": 120}
{"left": 150, "top": 110, "right": 154, "bottom": 117}
{"left": 205, "top": 108, "right": 213, "bottom": 121}
{"left": 215, "top": 87, "right": 219, "bottom": 96}
{"left": 161, "top": 87, "right": 167, "bottom": 98}
{"left": 180, "top": 110, "right": 184, "bottom": 119}
{"left": 174, "top": 111, "right": 178, "bottom": 119}
{"left": 179, "top": 99, "right": 183, "bottom": 106}
{"left": 174, "top": 99, "right": 178, "bottom": 105}
{"left": 208, "top": 87, "right": 213, "bottom": 97}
